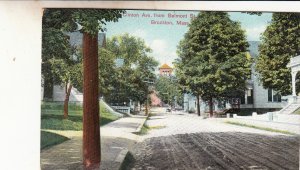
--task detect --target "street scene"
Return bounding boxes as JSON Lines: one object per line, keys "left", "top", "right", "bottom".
{"left": 40, "top": 9, "right": 300, "bottom": 170}
{"left": 127, "top": 108, "right": 299, "bottom": 170}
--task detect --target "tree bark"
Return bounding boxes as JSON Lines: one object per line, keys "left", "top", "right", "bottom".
{"left": 196, "top": 95, "right": 200, "bottom": 116}
{"left": 139, "top": 102, "right": 142, "bottom": 111}
{"left": 145, "top": 96, "right": 149, "bottom": 116}
{"left": 209, "top": 97, "right": 213, "bottom": 117}
{"left": 63, "top": 83, "right": 72, "bottom": 119}
{"left": 82, "top": 32, "right": 100, "bottom": 169}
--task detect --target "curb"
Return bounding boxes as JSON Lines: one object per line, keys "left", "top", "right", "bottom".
{"left": 134, "top": 116, "right": 148, "bottom": 133}
{"left": 115, "top": 148, "right": 129, "bottom": 170}
{"left": 109, "top": 115, "right": 149, "bottom": 170}
{"left": 115, "top": 148, "right": 128, "bottom": 163}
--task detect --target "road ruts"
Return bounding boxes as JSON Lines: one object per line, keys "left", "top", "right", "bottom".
{"left": 127, "top": 132, "right": 299, "bottom": 170}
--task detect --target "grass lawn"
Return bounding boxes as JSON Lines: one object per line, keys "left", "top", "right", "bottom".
{"left": 41, "top": 102, "right": 120, "bottom": 131}
{"left": 41, "top": 101, "right": 121, "bottom": 149}
{"left": 293, "top": 108, "right": 300, "bottom": 115}
{"left": 41, "top": 131, "right": 69, "bottom": 150}
{"left": 225, "top": 121, "right": 296, "bottom": 135}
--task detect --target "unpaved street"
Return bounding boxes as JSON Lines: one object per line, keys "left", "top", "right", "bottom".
{"left": 126, "top": 110, "right": 299, "bottom": 170}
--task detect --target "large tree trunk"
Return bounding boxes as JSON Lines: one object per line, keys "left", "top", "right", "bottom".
{"left": 209, "top": 97, "right": 213, "bottom": 117}
{"left": 63, "top": 83, "right": 72, "bottom": 119}
{"left": 139, "top": 102, "right": 142, "bottom": 111}
{"left": 82, "top": 32, "right": 101, "bottom": 169}
{"left": 145, "top": 97, "right": 149, "bottom": 116}
{"left": 196, "top": 95, "right": 200, "bottom": 116}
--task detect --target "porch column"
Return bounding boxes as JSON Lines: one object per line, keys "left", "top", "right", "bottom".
{"left": 292, "top": 71, "right": 297, "bottom": 96}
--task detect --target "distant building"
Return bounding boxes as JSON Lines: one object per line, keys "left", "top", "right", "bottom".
{"left": 159, "top": 63, "right": 173, "bottom": 76}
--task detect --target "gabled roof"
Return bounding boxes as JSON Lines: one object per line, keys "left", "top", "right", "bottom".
{"left": 159, "top": 63, "right": 172, "bottom": 69}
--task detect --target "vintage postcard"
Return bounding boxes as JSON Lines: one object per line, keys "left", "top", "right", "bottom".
{"left": 39, "top": 8, "right": 300, "bottom": 170}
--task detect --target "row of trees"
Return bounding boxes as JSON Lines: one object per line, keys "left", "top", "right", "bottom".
{"left": 43, "top": 20, "right": 158, "bottom": 118}
{"left": 175, "top": 12, "right": 300, "bottom": 116}
{"left": 175, "top": 12, "right": 251, "bottom": 117}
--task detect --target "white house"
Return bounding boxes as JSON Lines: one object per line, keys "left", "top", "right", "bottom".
{"left": 41, "top": 32, "right": 106, "bottom": 102}
{"left": 184, "top": 41, "right": 288, "bottom": 113}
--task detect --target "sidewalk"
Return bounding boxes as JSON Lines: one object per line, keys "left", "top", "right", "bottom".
{"left": 41, "top": 115, "right": 147, "bottom": 170}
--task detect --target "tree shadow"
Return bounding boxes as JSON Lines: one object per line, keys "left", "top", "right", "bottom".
{"left": 42, "top": 114, "right": 83, "bottom": 122}
{"left": 41, "top": 114, "right": 118, "bottom": 126}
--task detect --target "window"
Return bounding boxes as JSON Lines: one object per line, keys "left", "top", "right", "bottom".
{"left": 240, "top": 89, "right": 253, "bottom": 105}
{"left": 247, "top": 89, "right": 253, "bottom": 104}
{"left": 268, "top": 89, "right": 272, "bottom": 102}
{"left": 268, "top": 89, "right": 281, "bottom": 102}
{"left": 240, "top": 95, "right": 245, "bottom": 104}
{"left": 273, "top": 92, "right": 281, "bottom": 102}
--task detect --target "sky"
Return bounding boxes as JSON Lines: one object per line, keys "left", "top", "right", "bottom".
{"left": 105, "top": 10, "right": 272, "bottom": 67}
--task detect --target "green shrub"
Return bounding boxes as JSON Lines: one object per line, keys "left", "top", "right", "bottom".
{"left": 41, "top": 131, "right": 69, "bottom": 150}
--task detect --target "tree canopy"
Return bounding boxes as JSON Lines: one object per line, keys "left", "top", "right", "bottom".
{"left": 104, "top": 34, "right": 159, "bottom": 105}
{"left": 42, "top": 9, "right": 125, "bottom": 99}
{"left": 255, "top": 13, "right": 300, "bottom": 95}
{"left": 155, "top": 76, "right": 183, "bottom": 107}
{"left": 175, "top": 12, "right": 251, "bottom": 116}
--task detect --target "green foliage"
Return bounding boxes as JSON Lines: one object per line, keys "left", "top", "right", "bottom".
{"left": 41, "top": 101, "right": 82, "bottom": 110}
{"left": 43, "top": 9, "right": 125, "bottom": 35}
{"left": 155, "top": 76, "right": 183, "bottom": 106}
{"left": 41, "top": 131, "right": 69, "bottom": 150}
{"left": 136, "top": 124, "right": 151, "bottom": 135}
{"left": 225, "top": 121, "right": 297, "bottom": 135}
{"left": 72, "top": 33, "right": 158, "bottom": 105}
{"left": 106, "top": 33, "right": 152, "bottom": 66}
{"left": 41, "top": 102, "right": 120, "bottom": 130}
{"left": 42, "top": 9, "right": 125, "bottom": 98}
{"left": 175, "top": 12, "right": 251, "bottom": 102}
{"left": 255, "top": 13, "right": 300, "bottom": 95}
{"left": 243, "top": 12, "right": 262, "bottom": 16}
{"left": 42, "top": 27, "right": 74, "bottom": 98}
{"left": 293, "top": 108, "right": 300, "bottom": 115}
{"left": 104, "top": 34, "right": 159, "bottom": 104}
{"left": 98, "top": 48, "right": 118, "bottom": 97}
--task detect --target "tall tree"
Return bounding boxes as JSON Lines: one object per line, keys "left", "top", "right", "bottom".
{"left": 175, "top": 12, "right": 250, "bottom": 117}
{"left": 155, "top": 76, "right": 182, "bottom": 107}
{"left": 107, "top": 33, "right": 152, "bottom": 66}
{"left": 48, "top": 56, "right": 82, "bottom": 119}
{"left": 105, "top": 34, "right": 158, "bottom": 107}
{"left": 42, "top": 11, "right": 82, "bottom": 119}
{"left": 42, "top": 9, "right": 124, "bottom": 169}
{"left": 98, "top": 48, "right": 118, "bottom": 98}
{"left": 256, "top": 13, "right": 300, "bottom": 95}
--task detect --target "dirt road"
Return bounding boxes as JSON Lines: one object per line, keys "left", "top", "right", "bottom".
{"left": 126, "top": 111, "right": 299, "bottom": 170}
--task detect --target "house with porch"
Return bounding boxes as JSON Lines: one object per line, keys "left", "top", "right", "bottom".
{"left": 184, "top": 41, "right": 293, "bottom": 114}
